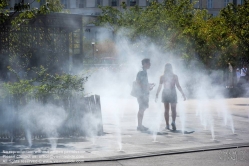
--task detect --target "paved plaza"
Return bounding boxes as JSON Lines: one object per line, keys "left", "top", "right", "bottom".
{"left": 0, "top": 97, "right": 249, "bottom": 165}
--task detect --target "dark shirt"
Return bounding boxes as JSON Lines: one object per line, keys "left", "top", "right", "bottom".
{"left": 136, "top": 69, "right": 149, "bottom": 96}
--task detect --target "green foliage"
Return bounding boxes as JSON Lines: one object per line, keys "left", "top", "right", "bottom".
{"left": 10, "top": 0, "right": 64, "bottom": 30}
{"left": 0, "top": 0, "right": 8, "bottom": 8}
{"left": 97, "top": 0, "right": 249, "bottom": 69}
{"left": 0, "top": 0, "right": 7, "bottom": 10}
{"left": 220, "top": 0, "right": 249, "bottom": 59}
{"left": 1, "top": 66, "right": 88, "bottom": 103}
{"left": 0, "top": 0, "right": 9, "bottom": 24}
{"left": 0, "top": 0, "right": 64, "bottom": 29}
{"left": 0, "top": 0, "right": 68, "bottom": 72}
{"left": 98, "top": 0, "right": 201, "bottom": 58}
{"left": 0, "top": 0, "right": 89, "bottom": 106}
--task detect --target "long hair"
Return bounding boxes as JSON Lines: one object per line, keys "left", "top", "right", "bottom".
{"left": 164, "top": 63, "right": 173, "bottom": 76}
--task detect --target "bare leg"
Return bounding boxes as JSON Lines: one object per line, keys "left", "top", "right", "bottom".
{"left": 164, "top": 103, "right": 170, "bottom": 126}
{"left": 138, "top": 108, "right": 145, "bottom": 127}
{"left": 171, "top": 103, "right": 177, "bottom": 123}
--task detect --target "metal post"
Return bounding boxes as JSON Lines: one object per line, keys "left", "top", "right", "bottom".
{"left": 92, "top": 41, "right": 95, "bottom": 62}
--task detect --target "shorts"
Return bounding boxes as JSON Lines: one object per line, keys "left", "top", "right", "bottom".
{"left": 137, "top": 95, "right": 149, "bottom": 110}
{"left": 162, "top": 88, "right": 177, "bottom": 103}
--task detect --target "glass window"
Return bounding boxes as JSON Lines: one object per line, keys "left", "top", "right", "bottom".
{"left": 224, "top": 0, "right": 229, "bottom": 6}
{"left": 69, "top": 0, "right": 76, "bottom": 8}
{"left": 40, "top": 0, "right": 46, "bottom": 5}
{"left": 207, "top": 0, "right": 212, "bottom": 8}
{"left": 111, "top": 0, "right": 117, "bottom": 6}
{"left": 79, "top": 0, "right": 84, "bottom": 8}
{"left": 61, "top": 0, "right": 68, "bottom": 9}
{"left": 130, "top": 0, "right": 137, "bottom": 6}
{"left": 96, "top": 0, "right": 102, "bottom": 6}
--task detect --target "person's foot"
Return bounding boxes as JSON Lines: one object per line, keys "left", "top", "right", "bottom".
{"left": 171, "top": 122, "right": 176, "bottom": 131}
{"left": 137, "top": 125, "right": 148, "bottom": 132}
{"left": 142, "top": 125, "right": 148, "bottom": 131}
{"left": 165, "top": 125, "right": 170, "bottom": 130}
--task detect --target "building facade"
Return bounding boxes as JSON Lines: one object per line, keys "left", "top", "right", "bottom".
{"left": 46, "top": 0, "right": 247, "bottom": 16}
{"left": 6, "top": 0, "right": 246, "bottom": 16}
{"left": 5, "top": 0, "right": 246, "bottom": 58}
{"left": 197, "top": 0, "right": 245, "bottom": 16}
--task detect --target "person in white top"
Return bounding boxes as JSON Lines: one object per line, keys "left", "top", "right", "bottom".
{"left": 241, "top": 65, "right": 247, "bottom": 77}
{"left": 239, "top": 64, "right": 247, "bottom": 84}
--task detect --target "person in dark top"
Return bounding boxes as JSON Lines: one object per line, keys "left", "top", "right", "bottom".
{"left": 155, "top": 63, "right": 186, "bottom": 131}
{"left": 136, "top": 58, "right": 155, "bottom": 132}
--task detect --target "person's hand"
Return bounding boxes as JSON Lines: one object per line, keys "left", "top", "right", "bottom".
{"left": 182, "top": 94, "right": 186, "bottom": 101}
{"left": 149, "top": 83, "right": 155, "bottom": 90}
{"left": 155, "top": 94, "right": 158, "bottom": 102}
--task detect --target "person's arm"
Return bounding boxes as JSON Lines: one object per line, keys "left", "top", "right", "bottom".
{"left": 156, "top": 76, "right": 163, "bottom": 99}
{"left": 175, "top": 75, "right": 186, "bottom": 101}
{"left": 156, "top": 84, "right": 162, "bottom": 99}
{"left": 241, "top": 68, "right": 246, "bottom": 75}
{"left": 149, "top": 83, "right": 155, "bottom": 90}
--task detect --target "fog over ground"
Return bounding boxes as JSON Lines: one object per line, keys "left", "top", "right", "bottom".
{"left": 83, "top": 28, "right": 238, "bottom": 143}
{"left": 0, "top": 22, "right": 246, "bottom": 150}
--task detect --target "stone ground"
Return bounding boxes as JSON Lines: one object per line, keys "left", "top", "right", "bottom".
{"left": 33, "top": 147, "right": 249, "bottom": 166}
{"left": 0, "top": 97, "right": 248, "bottom": 165}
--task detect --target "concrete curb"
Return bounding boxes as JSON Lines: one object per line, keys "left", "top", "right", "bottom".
{"left": 84, "top": 142, "right": 249, "bottom": 162}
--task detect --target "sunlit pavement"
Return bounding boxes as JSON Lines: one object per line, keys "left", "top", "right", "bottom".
{"left": 0, "top": 97, "right": 249, "bottom": 165}
{"left": 29, "top": 147, "right": 249, "bottom": 166}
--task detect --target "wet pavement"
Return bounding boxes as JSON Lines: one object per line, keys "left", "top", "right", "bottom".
{"left": 0, "top": 97, "right": 249, "bottom": 165}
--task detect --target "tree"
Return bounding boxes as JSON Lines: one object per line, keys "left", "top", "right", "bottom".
{"left": 0, "top": 0, "right": 8, "bottom": 24}
{"left": 0, "top": 0, "right": 66, "bottom": 76}
{"left": 0, "top": 0, "right": 89, "bottom": 125}
{"left": 97, "top": 0, "right": 246, "bottom": 69}
{"left": 98, "top": 1, "right": 213, "bottom": 64}
{"left": 220, "top": 0, "right": 249, "bottom": 66}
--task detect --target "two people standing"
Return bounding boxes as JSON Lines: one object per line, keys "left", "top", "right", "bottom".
{"left": 135, "top": 59, "right": 186, "bottom": 132}
{"left": 136, "top": 59, "right": 155, "bottom": 131}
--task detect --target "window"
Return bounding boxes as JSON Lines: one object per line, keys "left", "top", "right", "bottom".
{"left": 96, "top": 0, "right": 102, "bottom": 6}
{"left": 111, "top": 0, "right": 117, "bottom": 6}
{"left": 207, "top": 0, "right": 212, "bottom": 8}
{"left": 224, "top": 0, "right": 229, "bottom": 6}
{"left": 61, "top": 0, "right": 67, "bottom": 8}
{"left": 40, "top": 0, "right": 46, "bottom": 5}
{"left": 69, "top": 0, "right": 77, "bottom": 8}
{"left": 79, "top": 0, "right": 84, "bottom": 8}
{"left": 130, "top": 0, "right": 137, "bottom": 6}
